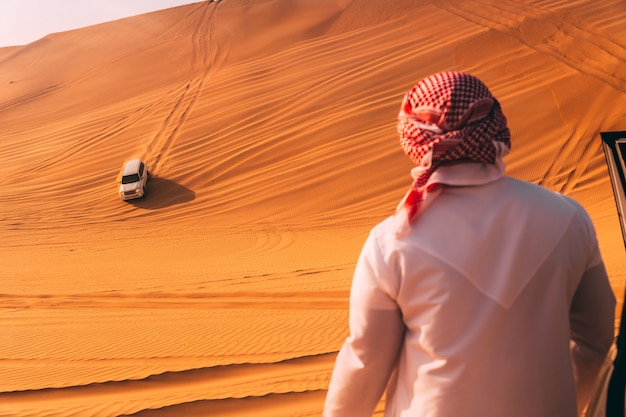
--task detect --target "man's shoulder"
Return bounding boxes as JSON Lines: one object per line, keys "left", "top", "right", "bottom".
{"left": 370, "top": 215, "right": 397, "bottom": 239}
{"left": 502, "top": 176, "right": 581, "bottom": 204}
{"left": 500, "top": 176, "right": 591, "bottom": 222}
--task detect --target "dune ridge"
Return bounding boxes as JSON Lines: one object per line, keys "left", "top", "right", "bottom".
{"left": 1, "top": 0, "right": 625, "bottom": 415}
{"left": 0, "top": 354, "right": 336, "bottom": 417}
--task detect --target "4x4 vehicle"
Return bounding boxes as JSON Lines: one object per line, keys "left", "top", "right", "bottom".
{"left": 118, "top": 159, "right": 148, "bottom": 200}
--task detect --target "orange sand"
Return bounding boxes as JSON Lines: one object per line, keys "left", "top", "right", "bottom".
{"left": 1, "top": 0, "right": 625, "bottom": 415}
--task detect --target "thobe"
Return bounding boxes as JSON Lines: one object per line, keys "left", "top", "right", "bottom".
{"left": 324, "top": 167, "right": 615, "bottom": 417}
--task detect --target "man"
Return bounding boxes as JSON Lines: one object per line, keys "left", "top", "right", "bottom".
{"left": 323, "top": 71, "right": 616, "bottom": 417}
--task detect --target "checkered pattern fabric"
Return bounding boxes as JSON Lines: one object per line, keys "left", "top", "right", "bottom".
{"left": 396, "top": 72, "right": 511, "bottom": 229}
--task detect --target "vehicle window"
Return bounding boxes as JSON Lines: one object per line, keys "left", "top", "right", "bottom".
{"left": 121, "top": 174, "right": 141, "bottom": 184}
{"left": 139, "top": 163, "right": 144, "bottom": 176}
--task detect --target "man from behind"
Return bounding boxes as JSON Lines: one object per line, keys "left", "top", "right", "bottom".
{"left": 323, "top": 71, "right": 616, "bottom": 417}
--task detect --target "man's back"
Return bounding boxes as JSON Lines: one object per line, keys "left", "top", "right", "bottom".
{"left": 369, "top": 174, "right": 613, "bottom": 416}
{"left": 323, "top": 72, "right": 615, "bottom": 417}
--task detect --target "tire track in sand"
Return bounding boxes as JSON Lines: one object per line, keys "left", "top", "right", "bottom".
{"left": 144, "top": 2, "right": 227, "bottom": 176}
{"left": 434, "top": 0, "right": 626, "bottom": 92}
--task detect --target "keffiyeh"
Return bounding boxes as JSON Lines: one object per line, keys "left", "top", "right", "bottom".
{"left": 395, "top": 71, "right": 511, "bottom": 235}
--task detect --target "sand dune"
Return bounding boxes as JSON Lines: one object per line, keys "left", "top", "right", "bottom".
{"left": 1, "top": 0, "right": 625, "bottom": 415}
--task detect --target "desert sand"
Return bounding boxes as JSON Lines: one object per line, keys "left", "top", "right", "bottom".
{"left": 1, "top": 0, "right": 625, "bottom": 416}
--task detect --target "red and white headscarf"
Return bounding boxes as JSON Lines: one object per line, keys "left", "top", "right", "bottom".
{"left": 395, "top": 71, "right": 511, "bottom": 235}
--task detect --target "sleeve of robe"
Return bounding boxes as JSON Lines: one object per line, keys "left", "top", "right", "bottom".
{"left": 569, "top": 218, "right": 616, "bottom": 415}
{"left": 323, "top": 229, "right": 405, "bottom": 417}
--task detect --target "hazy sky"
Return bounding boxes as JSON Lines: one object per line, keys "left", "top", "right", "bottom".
{"left": 0, "top": 0, "right": 201, "bottom": 47}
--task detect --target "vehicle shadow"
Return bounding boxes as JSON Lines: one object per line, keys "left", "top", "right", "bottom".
{"left": 128, "top": 177, "right": 195, "bottom": 210}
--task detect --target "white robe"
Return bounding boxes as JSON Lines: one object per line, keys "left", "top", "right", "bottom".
{"left": 324, "top": 168, "right": 616, "bottom": 417}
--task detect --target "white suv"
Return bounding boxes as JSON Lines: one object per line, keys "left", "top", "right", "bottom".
{"left": 118, "top": 159, "right": 148, "bottom": 200}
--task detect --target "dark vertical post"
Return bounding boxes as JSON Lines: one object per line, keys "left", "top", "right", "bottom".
{"left": 600, "top": 131, "right": 626, "bottom": 417}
